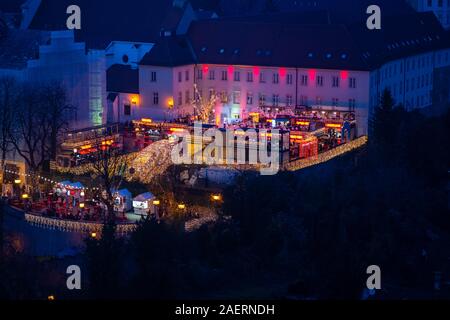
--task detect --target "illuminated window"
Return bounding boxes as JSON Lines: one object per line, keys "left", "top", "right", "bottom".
{"left": 220, "top": 91, "right": 228, "bottom": 103}
{"left": 233, "top": 91, "right": 241, "bottom": 104}
{"left": 286, "top": 95, "right": 293, "bottom": 106}
{"left": 247, "top": 92, "right": 253, "bottom": 105}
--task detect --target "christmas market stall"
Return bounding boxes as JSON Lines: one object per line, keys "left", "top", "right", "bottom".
{"left": 132, "top": 192, "right": 156, "bottom": 216}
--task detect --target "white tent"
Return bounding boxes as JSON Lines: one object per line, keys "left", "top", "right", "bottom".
{"left": 133, "top": 192, "right": 156, "bottom": 214}
{"left": 114, "top": 189, "right": 133, "bottom": 212}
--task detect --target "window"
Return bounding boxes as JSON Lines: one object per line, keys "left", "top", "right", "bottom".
{"left": 185, "top": 70, "right": 189, "bottom": 81}
{"left": 234, "top": 71, "right": 240, "bottom": 82}
{"left": 301, "top": 75, "right": 308, "bottom": 86}
{"left": 332, "top": 76, "right": 340, "bottom": 88}
{"left": 247, "top": 72, "right": 253, "bottom": 82}
{"left": 286, "top": 95, "right": 293, "bottom": 106}
{"left": 220, "top": 91, "right": 228, "bottom": 103}
{"left": 259, "top": 94, "right": 266, "bottom": 106}
{"left": 153, "top": 92, "right": 159, "bottom": 105}
{"left": 332, "top": 98, "right": 339, "bottom": 106}
{"left": 316, "top": 96, "right": 322, "bottom": 105}
{"left": 287, "top": 74, "right": 293, "bottom": 85}
{"left": 247, "top": 92, "right": 253, "bottom": 105}
{"left": 208, "top": 88, "right": 215, "bottom": 100}
{"left": 300, "top": 95, "right": 308, "bottom": 105}
{"left": 349, "top": 77, "right": 357, "bottom": 88}
{"left": 221, "top": 70, "right": 228, "bottom": 81}
{"left": 178, "top": 92, "right": 182, "bottom": 105}
{"left": 233, "top": 91, "right": 241, "bottom": 104}
{"left": 178, "top": 72, "right": 182, "bottom": 82}
{"left": 348, "top": 99, "right": 356, "bottom": 111}
{"left": 150, "top": 71, "right": 157, "bottom": 82}
{"left": 209, "top": 70, "right": 215, "bottom": 80}
{"left": 259, "top": 72, "right": 266, "bottom": 83}
{"left": 197, "top": 69, "right": 203, "bottom": 80}
{"left": 272, "top": 94, "right": 279, "bottom": 106}
{"left": 273, "top": 73, "right": 279, "bottom": 84}
{"left": 185, "top": 90, "right": 190, "bottom": 104}
{"left": 124, "top": 104, "right": 131, "bottom": 116}
{"left": 316, "top": 76, "right": 324, "bottom": 87}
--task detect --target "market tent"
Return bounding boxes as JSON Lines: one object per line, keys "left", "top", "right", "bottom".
{"left": 116, "top": 189, "right": 132, "bottom": 198}
{"left": 114, "top": 189, "right": 133, "bottom": 212}
{"left": 133, "top": 192, "right": 155, "bottom": 202}
{"left": 59, "top": 180, "right": 72, "bottom": 186}
{"left": 70, "top": 182, "right": 85, "bottom": 189}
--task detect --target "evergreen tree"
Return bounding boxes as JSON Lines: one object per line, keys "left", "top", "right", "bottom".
{"left": 370, "top": 89, "right": 397, "bottom": 154}
{"left": 85, "top": 221, "right": 122, "bottom": 298}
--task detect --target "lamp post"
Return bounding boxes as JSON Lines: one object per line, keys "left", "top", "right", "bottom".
{"left": 177, "top": 203, "right": 187, "bottom": 225}
{"left": 211, "top": 193, "right": 223, "bottom": 216}
{"left": 153, "top": 199, "right": 160, "bottom": 219}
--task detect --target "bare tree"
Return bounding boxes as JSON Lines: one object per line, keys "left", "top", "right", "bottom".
{"left": 0, "top": 77, "right": 17, "bottom": 170}
{"left": 41, "top": 82, "right": 73, "bottom": 161}
{"left": 90, "top": 135, "right": 127, "bottom": 222}
{"left": 9, "top": 83, "right": 47, "bottom": 174}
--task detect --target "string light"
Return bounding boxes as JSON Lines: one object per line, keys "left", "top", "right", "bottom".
{"left": 285, "top": 136, "right": 368, "bottom": 171}
{"left": 24, "top": 213, "right": 136, "bottom": 235}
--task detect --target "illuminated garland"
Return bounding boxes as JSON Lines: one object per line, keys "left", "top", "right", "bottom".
{"left": 3, "top": 169, "right": 101, "bottom": 191}
{"left": 284, "top": 136, "right": 368, "bottom": 171}
{"left": 24, "top": 213, "right": 136, "bottom": 235}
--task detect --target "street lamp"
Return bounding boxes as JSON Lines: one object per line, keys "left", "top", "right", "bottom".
{"left": 177, "top": 204, "right": 186, "bottom": 210}
{"left": 90, "top": 232, "right": 97, "bottom": 239}
{"left": 211, "top": 194, "right": 222, "bottom": 202}
{"left": 79, "top": 203, "right": 85, "bottom": 208}
{"left": 14, "top": 179, "right": 21, "bottom": 184}
{"left": 21, "top": 194, "right": 29, "bottom": 199}
{"left": 153, "top": 200, "right": 160, "bottom": 206}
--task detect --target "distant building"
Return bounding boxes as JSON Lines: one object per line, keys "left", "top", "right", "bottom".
{"left": 407, "top": 0, "right": 450, "bottom": 29}
{"left": 136, "top": 10, "right": 450, "bottom": 136}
